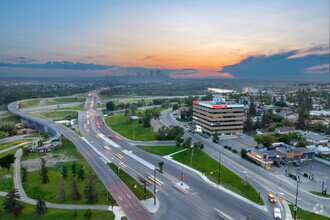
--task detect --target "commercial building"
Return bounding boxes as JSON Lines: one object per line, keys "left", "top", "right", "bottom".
{"left": 192, "top": 96, "right": 244, "bottom": 135}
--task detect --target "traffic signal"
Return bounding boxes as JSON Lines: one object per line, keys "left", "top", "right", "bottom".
{"left": 132, "top": 184, "right": 137, "bottom": 189}
{"left": 294, "top": 215, "right": 298, "bottom": 219}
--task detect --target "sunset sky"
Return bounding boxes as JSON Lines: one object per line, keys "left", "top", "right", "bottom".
{"left": 0, "top": 0, "right": 329, "bottom": 78}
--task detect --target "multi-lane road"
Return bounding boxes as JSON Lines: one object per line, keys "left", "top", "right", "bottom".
{"left": 161, "top": 106, "right": 330, "bottom": 218}
{"left": 81, "top": 94, "right": 272, "bottom": 219}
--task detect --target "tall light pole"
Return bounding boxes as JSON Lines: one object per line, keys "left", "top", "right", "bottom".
{"left": 294, "top": 167, "right": 299, "bottom": 220}
{"left": 154, "top": 168, "right": 157, "bottom": 206}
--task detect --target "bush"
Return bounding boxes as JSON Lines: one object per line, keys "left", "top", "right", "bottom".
{"left": 224, "top": 145, "right": 228, "bottom": 149}
{"left": 232, "top": 149, "right": 238, "bottom": 154}
{"left": 228, "top": 147, "right": 232, "bottom": 151}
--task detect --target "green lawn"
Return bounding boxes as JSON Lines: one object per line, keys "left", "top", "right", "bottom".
{"left": 0, "top": 139, "right": 34, "bottom": 151}
{"left": 105, "top": 113, "right": 157, "bottom": 141}
{"left": 172, "top": 148, "right": 264, "bottom": 205}
{"left": 22, "top": 141, "right": 116, "bottom": 205}
{"left": 107, "top": 163, "right": 153, "bottom": 200}
{"left": 60, "top": 104, "right": 85, "bottom": 111}
{"left": 19, "top": 99, "right": 41, "bottom": 109}
{"left": 0, "top": 147, "right": 20, "bottom": 158}
{"left": 0, "top": 196, "right": 115, "bottom": 220}
{"left": 288, "top": 204, "right": 330, "bottom": 220}
{"left": 176, "top": 118, "right": 192, "bottom": 122}
{"left": 310, "top": 191, "right": 330, "bottom": 198}
{"left": 46, "top": 97, "right": 85, "bottom": 105}
{"left": 0, "top": 167, "right": 14, "bottom": 192}
{"left": 0, "top": 114, "right": 21, "bottom": 123}
{"left": 136, "top": 145, "right": 184, "bottom": 156}
{"left": 40, "top": 111, "right": 78, "bottom": 120}
{"left": 27, "top": 112, "right": 47, "bottom": 118}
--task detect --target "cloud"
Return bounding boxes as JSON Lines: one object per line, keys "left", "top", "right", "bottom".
{"left": 305, "top": 64, "right": 329, "bottom": 74}
{"left": 218, "top": 48, "right": 329, "bottom": 79}
{"left": 287, "top": 45, "right": 328, "bottom": 59}
{"left": 0, "top": 61, "right": 118, "bottom": 71}
{"left": 142, "top": 55, "right": 157, "bottom": 61}
{"left": 171, "top": 69, "right": 198, "bottom": 75}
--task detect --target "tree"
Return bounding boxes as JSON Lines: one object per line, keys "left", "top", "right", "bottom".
{"left": 276, "top": 107, "right": 282, "bottom": 113}
{"left": 277, "top": 134, "right": 290, "bottom": 144}
{"left": 62, "top": 165, "right": 67, "bottom": 179}
{"left": 77, "top": 165, "right": 85, "bottom": 181}
{"left": 175, "top": 135, "right": 184, "bottom": 147}
{"left": 183, "top": 137, "right": 192, "bottom": 155}
{"left": 193, "top": 141, "right": 204, "bottom": 150}
{"left": 142, "top": 112, "right": 152, "bottom": 127}
{"left": 282, "top": 118, "right": 294, "bottom": 127}
{"left": 172, "top": 104, "right": 179, "bottom": 111}
{"left": 268, "top": 126, "right": 275, "bottom": 132}
{"left": 241, "top": 148, "right": 248, "bottom": 159}
{"left": 84, "top": 209, "right": 93, "bottom": 220}
{"left": 40, "top": 158, "right": 49, "bottom": 184}
{"left": 157, "top": 126, "right": 168, "bottom": 140}
{"left": 243, "top": 115, "right": 253, "bottom": 131}
{"left": 254, "top": 118, "right": 261, "bottom": 129}
{"left": 296, "top": 110, "right": 305, "bottom": 130}
{"left": 106, "top": 101, "right": 115, "bottom": 111}
{"left": 22, "top": 167, "right": 28, "bottom": 182}
{"left": 0, "top": 154, "right": 15, "bottom": 172}
{"left": 72, "top": 161, "right": 77, "bottom": 176}
{"left": 72, "top": 178, "right": 82, "bottom": 200}
{"left": 296, "top": 140, "right": 308, "bottom": 148}
{"left": 243, "top": 99, "right": 248, "bottom": 106}
{"left": 158, "top": 161, "right": 164, "bottom": 172}
{"left": 212, "top": 132, "right": 219, "bottom": 143}
{"left": 268, "top": 108, "right": 273, "bottom": 115}
{"left": 275, "top": 101, "right": 287, "bottom": 107}
{"left": 261, "top": 113, "right": 270, "bottom": 128}
{"left": 254, "top": 134, "right": 275, "bottom": 149}
{"left": 84, "top": 171, "right": 98, "bottom": 203}
{"left": 58, "top": 177, "right": 66, "bottom": 201}
{"left": 2, "top": 189, "right": 24, "bottom": 217}
{"left": 249, "top": 101, "right": 256, "bottom": 116}
{"left": 35, "top": 194, "right": 48, "bottom": 215}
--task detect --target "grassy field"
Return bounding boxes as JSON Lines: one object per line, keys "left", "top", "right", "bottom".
{"left": 40, "top": 111, "right": 78, "bottom": 119}
{"left": 310, "top": 191, "right": 330, "bottom": 198}
{"left": 22, "top": 141, "right": 116, "bottom": 205}
{"left": 19, "top": 99, "right": 41, "bottom": 109}
{"left": 107, "top": 163, "right": 153, "bottom": 200}
{"left": 0, "top": 138, "right": 34, "bottom": 151}
{"left": 27, "top": 112, "right": 47, "bottom": 118}
{"left": 288, "top": 204, "right": 330, "bottom": 220}
{"left": 60, "top": 104, "right": 85, "bottom": 111}
{"left": 0, "top": 113, "right": 21, "bottom": 123}
{"left": 0, "top": 147, "right": 20, "bottom": 158}
{"left": 172, "top": 148, "right": 264, "bottom": 205}
{"left": 105, "top": 113, "right": 157, "bottom": 141}
{"left": 0, "top": 104, "right": 8, "bottom": 111}
{"left": 0, "top": 196, "right": 115, "bottom": 220}
{"left": 136, "top": 145, "right": 184, "bottom": 156}
{"left": 46, "top": 97, "right": 85, "bottom": 105}
{"left": 0, "top": 167, "right": 14, "bottom": 192}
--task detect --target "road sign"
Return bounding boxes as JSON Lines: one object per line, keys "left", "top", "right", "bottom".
{"left": 294, "top": 206, "right": 297, "bottom": 211}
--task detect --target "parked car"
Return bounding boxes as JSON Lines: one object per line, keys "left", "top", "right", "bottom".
{"left": 281, "top": 160, "right": 286, "bottom": 166}
{"left": 268, "top": 194, "right": 276, "bottom": 203}
{"left": 273, "top": 207, "right": 281, "bottom": 219}
{"left": 293, "top": 162, "right": 300, "bottom": 166}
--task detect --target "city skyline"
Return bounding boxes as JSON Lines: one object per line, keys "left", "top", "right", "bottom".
{"left": 0, "top": 0, "right": 329, "bottom": 79}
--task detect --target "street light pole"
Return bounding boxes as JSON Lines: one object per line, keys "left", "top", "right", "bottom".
{"left": 154, "top": 168, "right": 156, "bottom": 206}
{"left": 294, "top": 168, "right": 299, "bottom": 220}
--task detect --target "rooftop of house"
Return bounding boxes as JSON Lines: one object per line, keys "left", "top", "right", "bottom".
{"left": 303, "top": 133, "right": 328, "bottom": 141}
{"left": 276, "top": 127, "right": 295, "bottom": 132}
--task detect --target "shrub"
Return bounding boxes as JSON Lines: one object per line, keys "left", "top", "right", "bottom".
{"left": 224, "top": 145, "right": 228, "bottom": 149}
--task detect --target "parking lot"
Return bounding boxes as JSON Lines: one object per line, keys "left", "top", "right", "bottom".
{"left": 220, "top": 133, "right": 258, "bottom": 150}
{"left": 268, "top": 160, "right": 330, "bottom": 192}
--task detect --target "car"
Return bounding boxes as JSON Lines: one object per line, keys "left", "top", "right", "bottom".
{"left": 273, "top": 207, "right": 281, "bottom": 219}
{"left": 281, "top": 160, "right": 286, "bottom": 165}
{"left": 268, "top": 194, "right": 276, "bottom": 203}
{"left": 293, "top": 162, "right": 300, "bottom": 166}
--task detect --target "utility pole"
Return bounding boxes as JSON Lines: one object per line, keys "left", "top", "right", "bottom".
{"left": 154, "top": 168, "right": 156, "bottom": 206}
{"left": 294, "top": 168, "right": 299, "bottom": 220}
{"left": 181, "top": 171, "right": 184, "bottom": 186}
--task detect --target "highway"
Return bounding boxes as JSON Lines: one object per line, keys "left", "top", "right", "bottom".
{"left": 7, "top": 101, "right": 153, "bottom": 220}
{"left": 161, "top": 107, "right": 330, "bottom": 218}
{"left": 83, "top": 94, "right": 272, "bottom": 219}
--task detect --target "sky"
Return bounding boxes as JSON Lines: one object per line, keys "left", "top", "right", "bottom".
{"left": 0, "top": 0, "right": 329, "bottom": 79}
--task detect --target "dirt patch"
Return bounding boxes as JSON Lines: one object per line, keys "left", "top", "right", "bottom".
{"left": 22, "top": 153, "right": 77, "bottom": 172}
{"left": 0, "top": 173, "right": 12, "bottom": 179}
{"left": 150, "top": 119, "right": 163, "bottom": 132}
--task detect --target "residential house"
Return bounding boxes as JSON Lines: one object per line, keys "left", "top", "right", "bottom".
{"left": 303, "top": 133, "right": 328, "bottom": 145}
